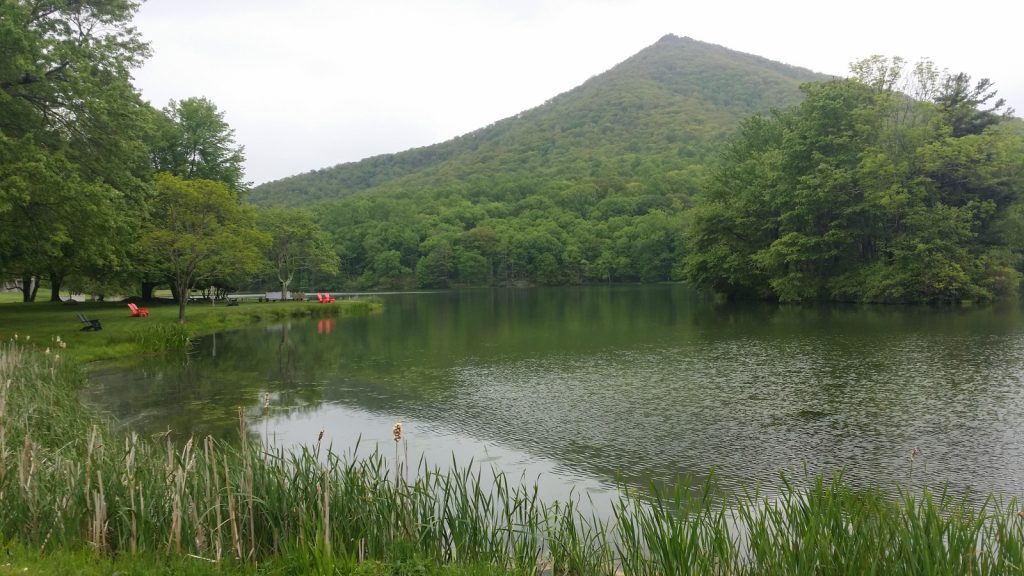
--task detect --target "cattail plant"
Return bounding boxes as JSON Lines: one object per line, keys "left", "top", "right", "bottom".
{"left": 1, "top": 342, "right": 1023, "bottom": 575}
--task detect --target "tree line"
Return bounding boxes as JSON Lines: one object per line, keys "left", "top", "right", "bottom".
{"left": 688, "top": 58, "right": 1023, "bottom": 302}
{"left": 291, "top": 57, "right": 1024, "bottom": 303}
{"left": 2, "top": 3, "right": 1021, "bottom": 308}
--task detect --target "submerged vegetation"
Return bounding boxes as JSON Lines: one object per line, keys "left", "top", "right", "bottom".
{"left": 2, "top": 341, "right": 1023, "bottom": 575}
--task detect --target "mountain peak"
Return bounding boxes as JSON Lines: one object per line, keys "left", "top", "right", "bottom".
{"left": 250, "top": 37, "right": 830, "bottom": 206}
{"left": 655, "top": 33, "right": 694, "bottom": 44}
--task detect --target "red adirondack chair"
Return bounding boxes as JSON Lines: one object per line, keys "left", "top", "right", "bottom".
{"left": 317, "top": 292, "right": 335, "bottom": 303}
{"left": 127, "top": 302, "right": 149, "bottom": 317}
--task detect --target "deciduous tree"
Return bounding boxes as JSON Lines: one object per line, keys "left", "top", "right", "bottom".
{"left": 256, "top": 208, "right": 338, "bottom": 298}
{"left": 140, "top": 174, "right": 266, "bottom": 323}
{"left": 150, "top": 97, "right": 248, "bottom": 193}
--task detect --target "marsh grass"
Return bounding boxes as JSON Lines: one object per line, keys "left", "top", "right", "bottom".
{"left": 1, "top": 341, "right": 1023, "bottom": 575}
{"left": 132, "top": 322, "right": 194, "bottom": 353}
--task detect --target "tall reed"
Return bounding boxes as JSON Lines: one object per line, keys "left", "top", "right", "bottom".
{"left": 131, "top": 323, "right": 194, "bottom": 353}
{"left": 2, "top": 340, "right": 1023, "bottom": 575}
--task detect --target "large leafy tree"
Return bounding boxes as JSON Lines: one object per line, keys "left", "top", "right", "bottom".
{"left": 0, "top": 0, "right": 149, "bottom": 138}
{"left": 140, "top": 174, "right": 266, "bottom": 323}
{"left": 256, "top": 208, "right": 338, "bottom": 298}
{"left": 150, "top": 97, "right": 248, "bottom": 193}
{"left": 0, "top": 136, "right": 138, "bottom": 302}
{"left": 686, "top": 62, "right": 1024, "bottom": 303}
{"left": 0, "top": 0, "right": 151, "bottom": 301}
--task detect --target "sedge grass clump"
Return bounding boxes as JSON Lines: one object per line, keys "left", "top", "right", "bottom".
{"left": 130, "top": 322, "right": 194, "bottom": 353}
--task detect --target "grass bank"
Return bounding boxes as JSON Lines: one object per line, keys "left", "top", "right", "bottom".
{"left": 0, "top": 298, "right": 381, "bottom": 362}
{"left": 2, "top": 341, "right": 1023, "bottom": 575}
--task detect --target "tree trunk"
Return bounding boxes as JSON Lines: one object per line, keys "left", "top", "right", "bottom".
{"left": 30, "top": 276, "right": 39, "bottom": 301}
{"left": 172, "top": 275, "right": 189, "bottom": 323}
{"left": 176, "top": 280, "right": 188, "bottom": 324}
{"left": 141, "top": 281, "right": 157, "bottom": 301}
{"left": 20, "top": 274, "right": 35, "bottom": 302}
{"left": 49, "top": 273, "right": 62, "bottom": 302}
{"left": 279, "top": 267, "right": 294, "bottom": 301}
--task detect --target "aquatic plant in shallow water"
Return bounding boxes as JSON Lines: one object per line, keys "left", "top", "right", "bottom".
{"left": 131, "top": 322, "right": 194, "bottom": 353}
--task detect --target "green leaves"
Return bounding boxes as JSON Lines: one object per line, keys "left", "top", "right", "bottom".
{"left": 687, "top": 72, "right": 1024, "bottom": 303}
{"left": 255, "top": 207, "right": 338, "bottom": 296}
{"left": 0, "top": 1, "right": 151, "bottom": 299}
{"left": 150, "top": 97, "right": 248, "bottom": 193}
{"left": 141, "top": 174, "right": 267, "bottom": 322}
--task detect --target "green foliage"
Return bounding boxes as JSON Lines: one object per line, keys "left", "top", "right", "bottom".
{"left": 149, "top": 97, "right": 248, "bottom": 193}
{"left": 687, "top": 66, "right": 1024, "bottom": 303}
{"left": 131, "top": 322, "right": 194, "bottom": 353}
{"left": 140, "top": 174, "right": 269, "bottom": 322}
{"left": 0, "top": 0, "right": 152, "bottom": 300}
{"left": 250, "top": 36, "right": 822, "bottom": 208}
{"left": 255, "top": 207, "right": 339, "bottom": 297}
{"left": 246, "top": 36, "right": 825, "bottom": 289}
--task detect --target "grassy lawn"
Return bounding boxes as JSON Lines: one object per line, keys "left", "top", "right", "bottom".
{"left": 0, "top": 291, "right": 23, "bottom": 304}
{"left": 0, "top": 297, "right": 380, "bottom": 363}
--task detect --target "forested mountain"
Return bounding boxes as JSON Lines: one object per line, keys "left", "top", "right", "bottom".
{"left": 243, "top": 36, "right": 837, "bottom": 291}
{"left": 247, "top": 38, "right": 1023, "bottom": 301}
{"left": 250, "top": 35, "right": 827, "bottom": 206}
{"left": 5, "top": 5, "right": 1020, "bottom": 304}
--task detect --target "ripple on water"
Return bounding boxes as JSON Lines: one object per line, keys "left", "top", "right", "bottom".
{"left": 438, "top": 332, "right": 1024, "bottom": 500}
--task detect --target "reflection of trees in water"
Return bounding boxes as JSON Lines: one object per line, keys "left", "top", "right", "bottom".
{"left": 86, "top": 287, "right": 1024, "bottom": 495}
{"left": 278, "top": 322, "right": 295, "bottom": 385}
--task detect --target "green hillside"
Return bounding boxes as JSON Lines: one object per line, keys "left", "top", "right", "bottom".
{"left": 249, "top": 35, "right": 828, "bottom": 206}
{"left": 242, "top": 36, "right": 837, "bottom": 290}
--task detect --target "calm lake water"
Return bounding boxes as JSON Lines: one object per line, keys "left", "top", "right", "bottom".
{"left": 84, "top": 285, "right": 1024, "bottom": 504}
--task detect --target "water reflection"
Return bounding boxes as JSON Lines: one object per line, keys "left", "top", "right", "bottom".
{"left": 84, "top": 287, "right": 1024, "bottom": 502}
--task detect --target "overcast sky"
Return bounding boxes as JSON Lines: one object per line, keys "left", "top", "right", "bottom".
{"left": 131, "top": 0, "right": 1024, "bottom": 186}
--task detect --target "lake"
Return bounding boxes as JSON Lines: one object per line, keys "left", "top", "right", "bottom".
{"left": 84, "top": 285, "right": 1024, "bottom": 505}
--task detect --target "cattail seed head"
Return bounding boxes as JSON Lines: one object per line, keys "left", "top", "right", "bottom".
{"left": 263, "top": 392, "right": 270, "bottom": 409}
{"left": 317, "top": 429, "right": 325, "bottom": 443}
{"left": 392, "top": 422, "right": 403, "bottom": 443}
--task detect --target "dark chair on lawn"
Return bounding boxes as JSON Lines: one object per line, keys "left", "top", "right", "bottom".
{"left": 77, "top": 313, "right": 102, "bottom": 331}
